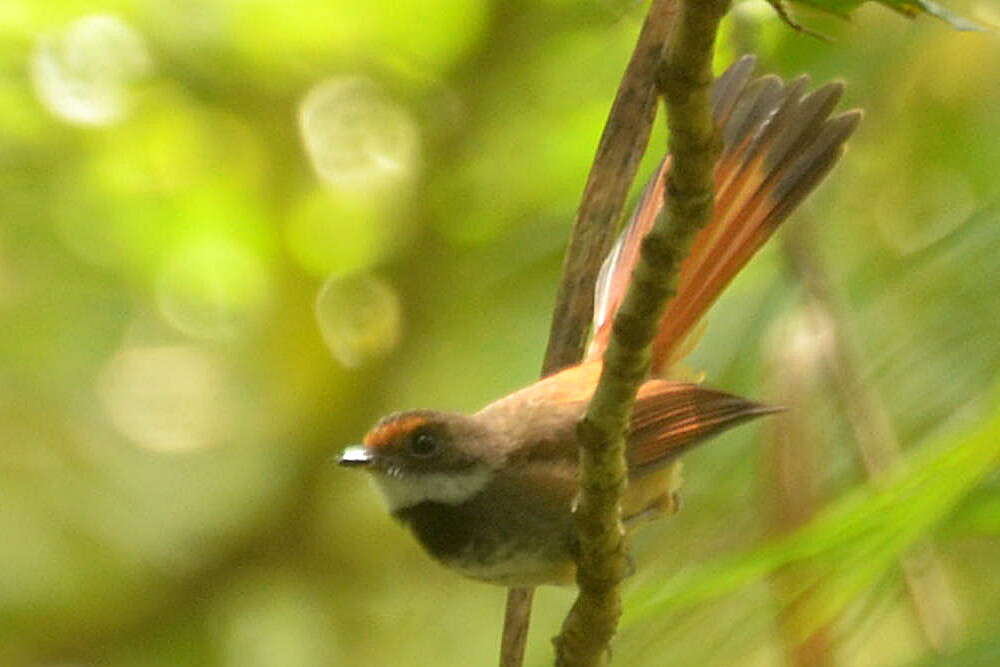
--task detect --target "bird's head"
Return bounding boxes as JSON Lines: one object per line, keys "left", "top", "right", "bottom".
{"left": 339, "top": 410, "right": 502, "bottom": 511}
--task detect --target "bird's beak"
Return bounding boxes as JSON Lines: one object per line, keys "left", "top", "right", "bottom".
{"left": 338, "top": 445, "right": 373, "bottom": 468}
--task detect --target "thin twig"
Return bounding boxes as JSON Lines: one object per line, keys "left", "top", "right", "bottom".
{"left": 763, "top": 0, "right": 833, "bottom": 42}
{"left": 499, "top": 588, "right": 534, "bottom": 667}
{"left": 541, "top": 0, "right": 681, "bottom": 378}
{"left": 499, "top": 3, "right": 682, "bottom": 665}
{"left": 784, "top": 222, "right": 963, "bottom": 653}
{"left": 552, "top": 1, "right": 731, "bottom": 664}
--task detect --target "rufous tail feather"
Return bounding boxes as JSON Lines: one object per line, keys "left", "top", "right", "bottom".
{"left": 588, "top": 55, "right": 861, "bottom": 375}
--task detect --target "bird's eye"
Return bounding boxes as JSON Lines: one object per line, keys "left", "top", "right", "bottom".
{"left": 409, "top": 432, "right": 438, "bottom": 457}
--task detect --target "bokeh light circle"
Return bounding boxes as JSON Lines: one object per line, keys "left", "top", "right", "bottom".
{"left": 97, "top": 344, "right": 228, "bottom": 453}
{"left": 315, "top": 273, "right": 402, "bottom": 368}
{"left": 299, "top": 76, "right": 418, "bottom": 190}
{"left": 31, "top": 14, "right": 152, "bottom": 126}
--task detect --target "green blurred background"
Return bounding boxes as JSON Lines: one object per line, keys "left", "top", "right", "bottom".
{"left": 2, "top": 0, "right": 999, "bottom": 665}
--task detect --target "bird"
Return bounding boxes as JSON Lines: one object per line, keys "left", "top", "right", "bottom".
{"left": 338, "top": 56, "right": 861, "bottom": 587}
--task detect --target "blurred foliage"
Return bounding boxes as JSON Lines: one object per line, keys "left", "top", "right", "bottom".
{"left": 792, "top": 0, "right": 984, "bottom": 30}
{"left": 1, "top": 0, "right": 998, "bottom": 666}
{"left": 623, "top": 366, "right": 1000, "bottom": 628}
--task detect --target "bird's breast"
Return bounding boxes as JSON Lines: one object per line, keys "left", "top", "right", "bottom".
{"left": 392, "top": 473, "right": 579, "bottom": 586}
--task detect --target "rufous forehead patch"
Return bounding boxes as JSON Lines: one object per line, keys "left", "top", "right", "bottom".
{"left": 364, "top": 414, "right": 429, "bottom": 450}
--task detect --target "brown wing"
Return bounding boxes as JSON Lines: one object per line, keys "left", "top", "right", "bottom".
{"left": 479, "top": 364, "right": 775, "bottom": 473}
{"left": 626, "top": 380, "right": 778, "bottom": 475}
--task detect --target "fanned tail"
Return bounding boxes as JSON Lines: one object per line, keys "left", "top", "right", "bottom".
{"left": 588, "top": 55, "right": 861, "bottom": 375}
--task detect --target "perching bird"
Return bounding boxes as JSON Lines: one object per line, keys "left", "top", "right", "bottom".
{"left": 339, "top": 56, "right": 861, "bottom": 586}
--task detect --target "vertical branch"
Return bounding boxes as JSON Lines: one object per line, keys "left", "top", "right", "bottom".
{"left": 500, "top": 3, "right": 681, "bottom": 666}
{"left": 500, "top": 588, "right": 534, "bottom": 667}
{"left": 762, "top": 313, "right": 837, "bottom": 667}
{"left": 541, "top": 0, "right": 680, "bottom": 377}
{"left": 553, "top": 1, "right": 731, "bottom": 665}
{"left": 784, "top": 222, "right": 963, "bottom": 653}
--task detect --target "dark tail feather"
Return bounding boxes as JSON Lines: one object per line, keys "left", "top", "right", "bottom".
{"left": 587, "top": 55, "right": 861, "bottom": 374}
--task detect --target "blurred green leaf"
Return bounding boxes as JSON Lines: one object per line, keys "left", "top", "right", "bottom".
{"left": 623, "top": 378, "right": 1000, "bottom": 632}
{"left": 910, "top": 632, "right": 1000, "bottom": 666}
{"left": 787, "top": 0, "right": 986, "bottom": 30}
{"left": 857, "top": 206, "right": 1000, "bottom": 446}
